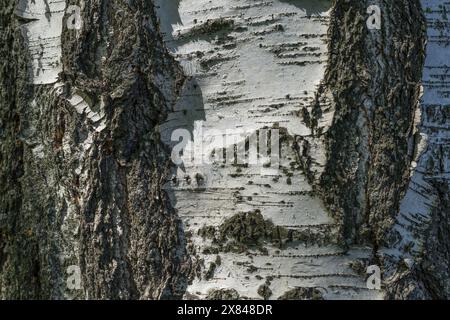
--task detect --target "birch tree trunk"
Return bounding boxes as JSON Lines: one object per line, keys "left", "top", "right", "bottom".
{"left": 0, "top": 0, "right": 448, "bottom": 300}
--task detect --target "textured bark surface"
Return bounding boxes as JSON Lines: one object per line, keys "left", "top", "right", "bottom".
{"left": 383, "top": 0, "right": 450, "bottom": 299}
{"left": 1, "top": 0, "right": 190, "bottom": 299}
{"left": 0, "top": 0, "right": 449, "bottom": 300}
{"left": 309, "top": 0, "right": 426, "bottom": 246}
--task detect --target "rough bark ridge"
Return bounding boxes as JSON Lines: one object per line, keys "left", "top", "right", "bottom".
{"left": 383, "top": 0, "right": 450, "bottom": 299}
{"left": 1, "top": 0, "right": 190, "bottom": 299}
{"left": 307, "top": 0, "right": 450, "bottom": 299}
{"left": 308, "top": 0, "right": 426, "bottom": 246}
{"left": 1, "top": 0, "right": 448, "bottom": 300}
{"left": 0, "top": 0, "right": 32, "bottom": 298}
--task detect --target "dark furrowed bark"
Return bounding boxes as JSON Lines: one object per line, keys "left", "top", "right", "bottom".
{"left": 0, "top": 0, "right": 191, "bottom": 299}
{"left": 310, "top": 0, "right": 426, "bottom": 246}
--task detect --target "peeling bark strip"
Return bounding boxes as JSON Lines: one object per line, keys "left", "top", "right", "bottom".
{"left": 1, "top": 0, "right": 190, "bottom": 299}
{"left": 310, "top": 0, "right": 427, "bottom": 246}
